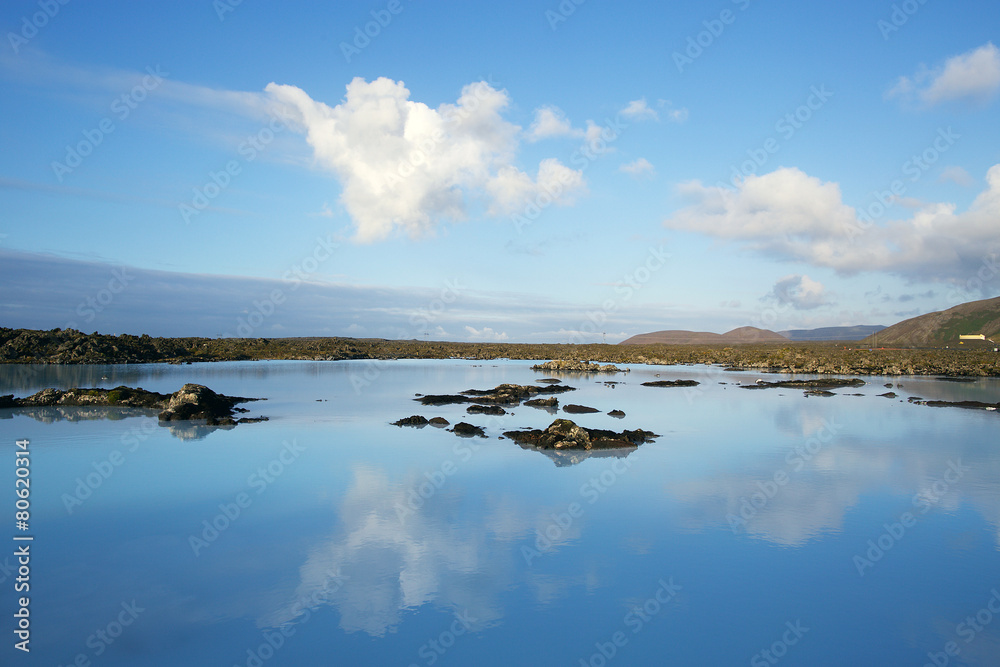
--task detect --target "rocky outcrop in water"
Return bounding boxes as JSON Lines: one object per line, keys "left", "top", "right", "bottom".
{"left": 503, "top": 419, "right": 658, "bottom": 450}
{"left": 531, "top": 360, "right": 625, "bottom": 373}
{"left": 740, "top": 378, "right": 866, "bottom": 390}
{"left": 641, "top": 379, "right": 700, "bottom": 387}
{"left": 417, "top": 383, "right": 575, "bottom": 407}
{"left": 2, "top": 383, "right": 264, "bottom": 426}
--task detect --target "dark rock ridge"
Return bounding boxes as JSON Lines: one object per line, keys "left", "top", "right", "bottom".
{"left": 467, "top": 405, "right": 507, "bottom": 415}
{"left": 392, "top": 415, "right": 429, "bottom": 427}
{"left": 2, "top": 384, "right": 264, "bottom": 426}
{"left": 608, "top": 409, "right": 625, "bottom": 418}
{"left": 417, "top": 383, "right": 575, "bottom": 407}
{"left": 531, "top": 360, "right": 625, "bottom": 373}
{"left": 741, "top": 378, "right": 866, "bottom": 390}
{"left": 450, "top": 422, "right": 486, "bottom": 438}
{"left": 524, "top": 397, "right": 558, "bottom": 408}
{"left": 641, "top": 379, "right": 700, "bottom": 387}
{"left": 503, "top": 419, "right": 659, "bottom": 450}
{"left": 912, "top": 399, "right": 1000, "bottom": 412}
{"left": 563, "top": 404, "right": 599, "bottom": 414}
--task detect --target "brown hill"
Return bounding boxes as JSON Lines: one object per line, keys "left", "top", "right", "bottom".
{"left": 864, "top": 296, "right": 1000, "bottom": 347}
{"left": 620, "top": 327, "right": 788, "bottom": 345}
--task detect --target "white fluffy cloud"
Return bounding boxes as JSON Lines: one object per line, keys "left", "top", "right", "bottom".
{"left": 265, "top": 77, "right": 586, "bottom": 242}
{"left": 464, "top": 325, "right": 509, "bottom": 341}
{"left": 621, "top": 98, "right": 658, "bottom": 121}
{"left": 887, "top": 42, "right": 1000, "bottom": 106}
{"left": 767, "top": 275, "right": 829, "bottom": 310}
{"left": 664, "top": 165, "right": 1000, "bottom": 286}
{"left": 527, "top": 105, "right": 582, "bottom": 141}
{"left": 619, "top": 158, "right": 655, "bottom": 177}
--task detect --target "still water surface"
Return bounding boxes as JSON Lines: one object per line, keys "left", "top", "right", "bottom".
{"left": 1, "top": 360, "right": 998, "bottom": 666}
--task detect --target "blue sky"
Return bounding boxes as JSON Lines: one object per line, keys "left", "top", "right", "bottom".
{"left": 1, "top": 0, "right": 999, "bottom": 342}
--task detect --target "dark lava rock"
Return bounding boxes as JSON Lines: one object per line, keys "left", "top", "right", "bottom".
{"left": 157, "top": 384, "right": 260, "bottom": 425}
{"left": 467, "top": 404, "right": 507, "bottom": 415}
{"left": 428, "top": 417, "right": 450, "bottom": 427}
{"left": 451, "top": 422, "right": 487, "bottom": 438}
{"left": 536, "top": 378, "right": 562, "bottom": 384}
{"left": 417, "top": 394, "right": 472, "bottom": 406}
{"left": 392, "top": 415, "right": 429, "bottom": 427}
{"left": 804, "top": 389, "right": 836, "bottom": 397}
{"left": 525, "top": 397, "right": 559, "bottom": 410}
{"left": 742, "top": 378, "right": 866, "bottom": 390}
{"left": 878, "top": 392, "right": 897, "bottom": 398}
{"left": 531, "top": 360, "right": 624, "bottom": 373}
{"left": 563, "top": 404, "right": 600, "bottom": 414}
{"left": 608, "top": 410, "right": 625, "bottom": 418}
{"left": 418, "top": 383, "right": 575, "bottom": 407}
{"left": 884, "top": 383, "right": 894, "bottom": 388}
{"left": 918, "top": 400, "right": 1000, "bottom": 412}
{"left": 641, "top": 380, "right": 700, "bottom": 387}
{"left": 503, "top": 419, "right": 659, "bottom": 450}
{"left": 8, "top": 383, "right": 262, "bottom": 427}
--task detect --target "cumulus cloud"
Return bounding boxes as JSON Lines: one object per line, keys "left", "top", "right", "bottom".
{"left": 663, "top": 164, "right": 1000, "bottom": 286}
{"left": 619, "top": 158, "right": 655, "bottom": 177}
{"left": 464, "top": 325, "right": 509, "bottom": 341}
{"left": 887, "top": 42, "right": 1000, "bottom": 106}
{"left": 767, "top": 275, "right": 830, "bottom": 310}
{"left": 265, "top": 77, "right": 586, "bottom": 242}
{"left": 527, "top": 105, "right": 582, "bottom": 141}
{"left": 621, "top": 98, "right": 658, "bottom": 121}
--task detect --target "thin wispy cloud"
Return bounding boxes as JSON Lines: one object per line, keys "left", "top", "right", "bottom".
{"left": 886, "top": 42, "right": 1000, "bottom": 107}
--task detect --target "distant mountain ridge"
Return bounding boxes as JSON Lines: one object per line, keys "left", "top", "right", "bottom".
{"left": 780, "top": 325, "right": 886, "bottom": 342}
{"left": 862, "top": 296, "right": 1000, "bottom": 346}
{"left": 620, "top": 327, "right": 788, "bottom": 345}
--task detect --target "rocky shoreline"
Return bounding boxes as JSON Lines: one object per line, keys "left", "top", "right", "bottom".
{"left": 3, "top": 327, "right": 998, "bottom": 377}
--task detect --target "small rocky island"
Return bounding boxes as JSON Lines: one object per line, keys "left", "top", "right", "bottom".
{"left": 394, "top": 381, "right": 661, "bottom": 463}
{"left": 0, "top": 383, "right": 266, "bottom": 426}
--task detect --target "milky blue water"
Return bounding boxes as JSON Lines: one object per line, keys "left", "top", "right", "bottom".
{"left": 1, "top": 360, "right": 999, "bottom": 666}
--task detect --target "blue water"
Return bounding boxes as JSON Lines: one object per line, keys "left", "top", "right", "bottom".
{"left": 1, "top": 360, "right": 999, "bottom": 666}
